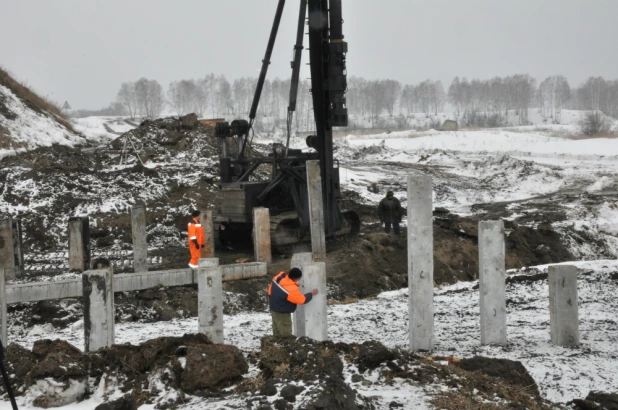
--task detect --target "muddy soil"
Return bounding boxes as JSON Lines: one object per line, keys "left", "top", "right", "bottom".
{"left": 2, "top": 335, "right": 557, "bottom": 408}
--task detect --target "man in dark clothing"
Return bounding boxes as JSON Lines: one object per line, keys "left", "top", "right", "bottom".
{"left": 378, "top": 191, "right": 404, "bottom": 235}
{"left": 268, "top": 268, "right": 318, "bottom": 336}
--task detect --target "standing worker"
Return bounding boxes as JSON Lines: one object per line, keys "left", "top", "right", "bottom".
{"left": 378, "top": 191, "right": 404, "bottom": 236}
{"left": 268, "top": 268, "right": 318, "bottom": 336}
{"left": 187, "top": 210, "right": 204, "bottom": 268}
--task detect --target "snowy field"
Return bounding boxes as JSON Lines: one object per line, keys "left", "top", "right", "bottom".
{"left": 326, "top": 127, "right": 618, "bottom": 262}
{"left": 4, "top": 261, "right": 617, "bottom": 408}
{"left": 71, "top": 116, "right": 137, "bottom": 141}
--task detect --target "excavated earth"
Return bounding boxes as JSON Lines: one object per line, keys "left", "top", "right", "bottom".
{"left": 1, "top": 335, "right": 564, "bottom": 409}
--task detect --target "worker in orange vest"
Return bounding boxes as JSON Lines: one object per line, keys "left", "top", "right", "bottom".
{"left": 267, "top": 268, "right": 318, "bottom": 336}
{"left": 187, "top": 210, "right": 205, "bottom": 268}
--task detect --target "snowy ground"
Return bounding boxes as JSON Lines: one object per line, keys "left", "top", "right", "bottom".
{"left": 4, "top": 115, "right": 618, "bottom": 408}
{"left": 4, "top": 260, "right": 617, "bottom": 409}
{"left": 326, "top": 127, "right": 618, "bottom": 262}
{"left": 0, "top": 84, "right": 87, "bottom": 158}
{"left": 71, "top": 116, "right": 138, "bottom": 141}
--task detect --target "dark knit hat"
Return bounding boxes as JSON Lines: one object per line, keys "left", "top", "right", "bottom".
{"left": 288, "top": 268, "right": 302, "bottom": 280}
{"left": 386, "top": 191, "right": 394, "bottom": 197}
{"left": 192, "top": 210, "right": 201, "bottom": 217}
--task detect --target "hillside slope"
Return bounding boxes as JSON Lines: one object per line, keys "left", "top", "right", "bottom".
{"left": 0, "top": 68, "right": 89, "bottom": 158}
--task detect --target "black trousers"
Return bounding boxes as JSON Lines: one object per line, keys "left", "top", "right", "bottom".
{"left": 384, "top": 221, "right": 401, "bottom": 235}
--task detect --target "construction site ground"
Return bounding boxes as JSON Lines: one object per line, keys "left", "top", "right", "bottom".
{"left": 2, "top": 115, "right": 618, "bottom": 409}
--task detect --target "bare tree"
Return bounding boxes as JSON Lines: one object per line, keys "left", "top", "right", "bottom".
{"left": 116, "top": 82, "right": 137, "bottom": 119}
{"left": 448, "top": 77, "right": 461, "bottom": 115}
{"left": 134, "top": 78, "right": 165, "bottom": 118}
{"left": 538, "top": 75, "right": 571, "bottom": 123}
{"left": 167, "top": 79, "right": 198, "bottom": 116}
{"left": 381, "top": 79, "right": 401, "bottom": 117}
{"left": 217, "top": 75, "right": 233, "bottom": 115}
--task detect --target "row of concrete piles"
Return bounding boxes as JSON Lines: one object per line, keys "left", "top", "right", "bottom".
{"left": 290, "top": 174, "right": 581, "bottom": 349}
{"left": 407, "top": 174, "right": 580, "bottom": 350}
{"left": 0, "top": 203, "right": 279, "bottom": 280}
{"left": 1, "top": 166, "right": 580, "bottom": 350}
{"left": 0, "top": 201, "right": 275, "bottom": 350}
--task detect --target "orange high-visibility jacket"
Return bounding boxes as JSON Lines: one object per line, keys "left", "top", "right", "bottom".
{"left": 267, "top": 271, "right": 313, "bottom": 313}
{"left": 187, "top": 217, "right": 205, "bottom": 246}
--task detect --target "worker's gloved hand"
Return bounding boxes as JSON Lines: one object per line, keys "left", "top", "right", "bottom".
{"left": 192, "top": 239, "right": 199, "bottom": 248}
{"left": 200, "top": 245, "right": 204, "bottom": 249}
{"left": 311, "top": 289, "right": 319, "bottom": 296}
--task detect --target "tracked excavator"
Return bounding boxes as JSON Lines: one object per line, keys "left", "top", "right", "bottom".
{"left": 214, "top": 0, "right": 360, "bottom": 247}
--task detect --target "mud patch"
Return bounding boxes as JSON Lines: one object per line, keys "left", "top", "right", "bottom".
{"left": 453, "top": 356, "right": 540, "bottom": 396}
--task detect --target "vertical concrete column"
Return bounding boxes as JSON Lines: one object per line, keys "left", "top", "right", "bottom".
{"left": 0, "top": 217, "right": 24, "bottom": 280}
{"left": 200, "top": 210, "right": 215, "bottom": 258}
{"left": 69, "top": 218, "right": 88, "bottom": 272}
{"left": 253, "top": 207, "right": 272, "bottom": 263}
{"left": 479, "top": 220, "right": 507, "bottom": 345}
{"left": 83, "top": 267, "right": 114, "bottom": 352}
{"left": 291, "top": 252, "right": 313, "bottom": 337}
{"left": 548, "top": 265, "right": 579, "bottom": 347}
{"left": 307, "top": 160, "right": 326, "bottom": 259}
{"left": 407, "top": 175, "right": 434, "bottom": 351}
{"left": 0, "top": 268, "right": 7, "bottom": 347}
{"left": 198, "top": 258, "right": 223, "bottom": 343}
{"left": 303, "top": 262, "right": 327, "bottom": 341}
{"left": 131, "top": 205, "right": 148, "bottom": 272}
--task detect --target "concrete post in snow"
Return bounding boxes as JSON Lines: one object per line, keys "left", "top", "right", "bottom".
{"left": 407, "top": 174, "right": 434, "bottom": 351}
{"left": 307, "top": 160, "right": 326, "bottom": 259}
{"left": 200, "top": 210, "right": 215, "bottom": 258}
{"left": 69, "top": 217, "right": 90, "bottom": 273}
{"left": 131, "top": 205, "right": 148, "bottom": 272}
{"left": 303, "top": 261, "right": 327, "bottom": 341}
{"left": 0, "top": 268, "right": 7, "bottom": 347}
{"left": 197, "top": 258, "right": 224, "bottom": 343}
{"left": 478, "top": 220, "right": 507, "bottom": 345}
{"left": 253, "top": 207, "right": 272, "bottom": 263}
{"left": 291, "top": 252, "right": 313, "bottom": 337}
{"left": 0, "top": 217, "right": 24, "bottom": 280}
{"left": 83, "top": 267, "right": 114, "bottom": 352}
{"left": 548, "top": 265, "right": 579, "bottom": 347}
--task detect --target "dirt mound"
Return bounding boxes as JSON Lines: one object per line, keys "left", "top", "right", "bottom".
{"left": 570, "top": 391, "right": 618, "bottom": 409}
{"left": 320, "top": 211, "right": 574, "bottom": 301}
{"left": 250, "top": 337, "right": 555, "bottom": 409}
{"left": 3, "top": 334, "right": 561, "bottom": 409}
{"left": 108, "top": 114, "right": 219, "bottom": 164}
{"left": 453, "top": 356, "right": 539, "bottom": 396}
{"left": 2, "top": 334, "right": 248, "bottom": 408}
{"left": 0, "top": 113, "right": 221, "bottom": 262}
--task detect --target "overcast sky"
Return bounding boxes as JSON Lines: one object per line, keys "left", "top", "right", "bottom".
{"left": 1, "top": 0, "right": 617, "bottom": 110}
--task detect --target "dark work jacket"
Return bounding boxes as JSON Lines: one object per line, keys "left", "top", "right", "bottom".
{"left": 378, "top": 197, "right": 404, "bottom": 223}
{"left": 268, "top": 272, "right": 313, "bottom": 313}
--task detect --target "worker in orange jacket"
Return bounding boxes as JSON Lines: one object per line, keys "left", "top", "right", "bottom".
{"left": 187, "top": 210, "right": 205, "bottom": 268}
{"left": 267, "top": 268, "right": 318, "bottom": 336}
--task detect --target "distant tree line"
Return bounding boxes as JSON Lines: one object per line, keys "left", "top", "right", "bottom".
{"left": 71, "top": 102, "right": 126, "bottom": 118}
{"left": 100, "top": 74, "right": 618, "bottom": 131}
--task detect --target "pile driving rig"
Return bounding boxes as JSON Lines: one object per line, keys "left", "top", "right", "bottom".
{"left": 214, "top": 0, "right": 359, "bottom": 247}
